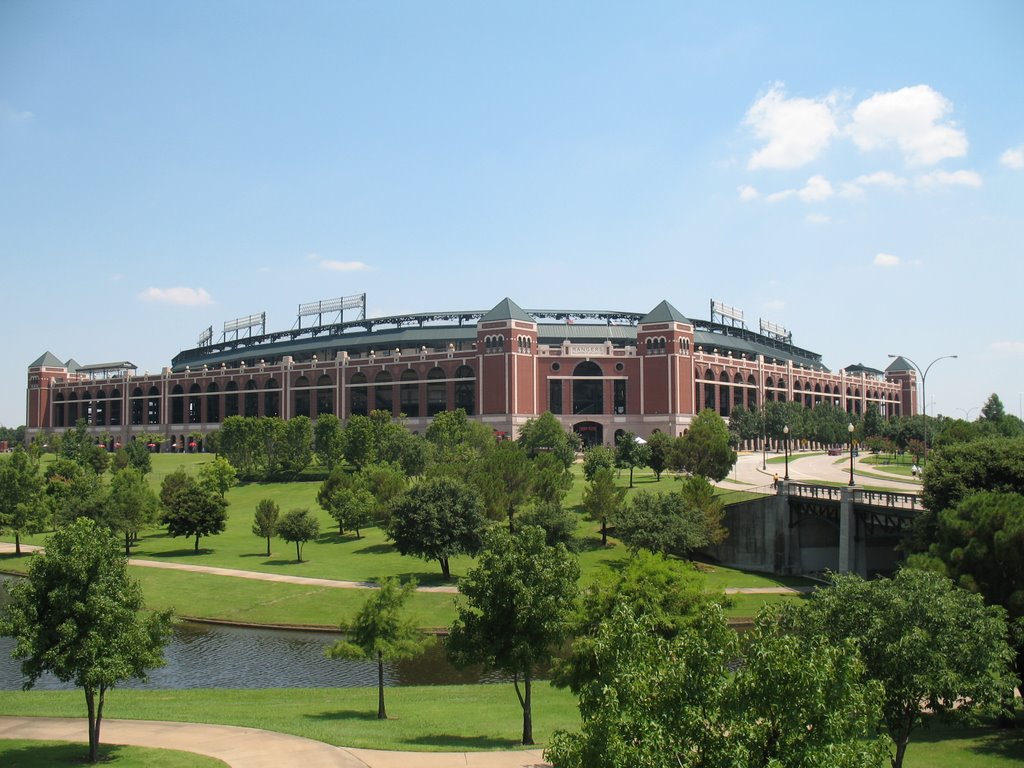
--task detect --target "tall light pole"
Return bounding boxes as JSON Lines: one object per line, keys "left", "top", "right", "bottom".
{"left": 783, "top": 424, "right": 790, "bottom": 481}
{"left": 888, "top": 353, "right": 958, "bottom": 462}
{"left": 848, "top": 422, "right": 855, "bottom": 486}
{"left": 957, "top": 407, "right": 977, "bottom": 421}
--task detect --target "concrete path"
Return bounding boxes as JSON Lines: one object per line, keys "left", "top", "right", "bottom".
{"left": 0, "top": 717, "right": 551, "bottom": 768}
{"left": 720, "top": 449, "right": 922, "bottom": 492}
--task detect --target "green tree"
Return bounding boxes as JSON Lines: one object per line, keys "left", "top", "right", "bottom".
{"left": 530, "top": 452, "right": 573, "bottom": 506}
{"left": 197, "top": 455, "right": 238, "bottom": 498}
{"left": 0, "top": 448, "right": 46, "bottom": 554}
{"left": 614, "top": 431, "right": 649, "bottom": 488}
{"left": 448, "top": 525, "right": 580, "bottom": 746}
{"left": 277, "top": 508, "right": 320, "bottom": 562}
{"left": 317, "top": 469, "right": 375, "bottom": 537}
{"left": 644, "top": 431, "right": 673, "bottom": 481}
{"left": 471, "top": 441, "right": 534, "bottom": 531}
{"left": 105, "top": 467, "right": 159, "bottom": 556}
{"left": 360, "top": 462, "right": 408, "bottom": 522}
{"left": 863, "top": 402, "right": 884, "bottom": 438}
{"left": 424, "top": 408, "right": 495, "bottom": 474}
{"left": 325, "top": 577, "right": 428, "bottom": 719}
{"left": 517, "top": 411, "right": 579, "bottom": 469}
{"left": 580, "top": 466, "right": 625, "bottom": 546}
{"left": 615, "top": 477, "right": 725, "bottom": 558}
{"left": 217, "top": 416, "right": 264, "bottom": 477}
{"left": 160, "top": 477, "right": 228, "bottom": 551}
{"left": 274, "top": 415, "right": 313, "bottom": 477}
{"left": 515, "top": 500, "right": 578, "bottom": 551}
{"left": 553, "top": 550, "right": 713, "bottom": 694}
{"left": 788, "top": 569, "right": 1014, "bottom": 768}
{"left": 313, "top": 413, "right": 345, "bottom": 471}
{"left": 342, "top": 413, "right": 376, "bottom": 469}
{"left": 980, "top": 392, "right": 1006, "bottom": 422}
{"left": 581, "top": 444, "right": 615, "bottom": 482}
{"left": 546, "top": 602, "right": 887, "bottom": 768}
{"left": 385, "top": 477, "right": 485, "bottom": 579}
{"left": 252, "top": 498, "right": 280, "bottom": 556}
{"left": 674, "top": 408, "right": 737, "bottom": 481}
{"left": 0, "top": 518, "right": 173, "bottom": 763}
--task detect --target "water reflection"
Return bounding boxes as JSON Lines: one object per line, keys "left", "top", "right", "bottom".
{"left": 0, "top": 620, "right": 511, "bottom": 691}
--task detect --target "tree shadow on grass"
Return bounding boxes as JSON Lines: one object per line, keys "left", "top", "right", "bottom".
{"left": 353, "top": 543, "right": 396, "bottom": 555}
{"left": 910, "top": 714, "right": 1024, "bottom": 760}
{"left": 319, "top": 532, "right": 364, "bottom": 546}
{"left": 401, "top": 733, "right": 525, "bottom": 750}
{"left": 146, "top": 548, "right": 215, "bottom": 558}
{"left": 0, "top": 741, "right": 130, "bottom": 766}
{"left": 307, "top": 708, "right": 383, "bottom": 723}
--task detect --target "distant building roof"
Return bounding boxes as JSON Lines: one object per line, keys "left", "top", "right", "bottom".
{"left": 845, "top": 363, "right": 885, "bottom": 376}
{"left": 29, "top": 351, "right": 65, "bottom": 368}
{"left": 885, "top": 356, "right": 916, "bottom": 374}
{"left": 640, "top": 300, "right": 690, "bottom": 325}
{"left": 480, "top": 298, "right": 534, "bottom": 323}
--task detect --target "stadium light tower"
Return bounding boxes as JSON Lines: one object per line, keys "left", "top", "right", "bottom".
{"left": 887, "top": 353, "right": 958, "bottom": 462}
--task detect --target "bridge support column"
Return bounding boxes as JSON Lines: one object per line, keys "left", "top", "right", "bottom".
{"left": 772, "top": 481, "right": 794, "bottom": 574}
{"left": 838, "top": 487, "right": 866, "bottom": 577}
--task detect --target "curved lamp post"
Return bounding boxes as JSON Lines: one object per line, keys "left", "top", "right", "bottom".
{"left": 783, "top": 424, "right": 790, "bottom": 481}
{"left": 848, "top": 422, "right": 855, "bottom": 486}
{"left": 887, "top": 353, "right": 958, "bottom": 462}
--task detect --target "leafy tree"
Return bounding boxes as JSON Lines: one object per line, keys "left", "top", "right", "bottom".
{"left": 342, "top": 413, "right": 376, "bottom": 469}
{"left": 472, "top": 441, "right": 534, "bottom": 531}
{"left": 45, "top": 457, "right": 104, "bottom": 527}
{"left": 252, "top": 498, "right": 280, "bottom": 556}
{"left": 0, "top": 518, "right": 173, "bottom": 763}
{"left": 787, "top": 569, "right": 1014, "bottom": 768}
{"left": 581, "top": 444, "right": 615, "bottom": 482}
{"left": 360, "top": 462, "right": 408, "bottom": 522}
{"left": 160, "top": 477, "right": 228, "bottom": 551}
{"left": 197, "top": 455, "right": 238, "bottom": 498}
{"left": 217, "top": 416, "right": 264, "bottom": 477}
{"left": 105, "top": 467, "right": 159, "bottom": 556}
{"left": 580, "top": 466, "right": 625, "bottom": 546}
{"left": 317, "top": 469, "right": 375, "bottom": 537}
{"left": 615, "top": 476, "right": 725, "bottom": 558}
{"left": 674, "top": 408, "right": 737, "bottom": 481}
{"left": 0, "top": 448, "right": 46, "bottom": 554}
{"left": 530, "top": 452, "right": 573, "bottom": 506}
{"left": 277, "top": 508, "right": 320, "bottom": 562}
{"left": 913, "top": 490, "right": 1024, "bottom": 704}
{"left": 325, "top": 577, "right": 428, "bottom": 719}
{"left": 553, "top": 551, "right": 713, "bottom": 694}
{"left": 644, "top": 431, "right": 673, "bottom": 480}
{"left": 981, "top": 392, "right": 1006, "bottom": 422}
{"left": 313, "top": 413, "right": 345, "bottom": 471}
{"left": 448, "top": 525, "right": 580, "bottom": 745}
{"left": 517, "top": 411, "right": 579, "bottom": 469}
{"left": 614, "top": 431, "right": 649, "bottom": 488}
{"left": 515, "top": 500, "right": 578, "bottom": 551}
{"left": 424, "top": 408, "right": 495, "bottom": 474}
{"left": 863, "top": 402, "right": 884, "bottom": 438}
{"left": 274, "top": 415, "right": 313, "bottom": 477}
{"left": 385, "top": 477, "right": 485, "bottom": 579}
{"left": 159, "top": 467, "right": 191, "bottom": 509}
{"left": 546, "top": 602, "right": 887, "bottom": 768}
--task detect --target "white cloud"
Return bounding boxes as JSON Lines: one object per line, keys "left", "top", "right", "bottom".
{"left": 990, "top": 340, "right": 1024, "bottom": 356}
{"left": 840, "top": 171, "right": 909, "bottom": 198}
{"left": 763, "top": 299, "right": 786, "bottom": 312}
{"left": 738, "top": 185, "right": 760, "bottom": 201}
{"left": 1, "top": 103, "right": 34, "bottom": 123}
{"left": 1000, "top": 146, "right": 1024, "bottom": 169}
{"left": 915, "top": 169, "right": 983, "bottom": 190}
{"left": 798, "top": 175, "right": 833, "bottom": 202}
{"left": 873, "top": 253, "right": 900, "bottom": 267}
{"left": 806, "top": 213, "right": 830, "bottom": 225}
{"left": 138, "top": 286, "right": 213, "bottom": 305}
{"left": 744, "top": 83, "right": 838, "bottom": 169}
{"left": 849, "top": 85, "right": 967, "bottom": 166}
{"left": 320, "top": 259, "right": 371, "bottom": 272}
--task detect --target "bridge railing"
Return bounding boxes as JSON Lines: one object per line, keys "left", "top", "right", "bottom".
{"left": 784, "top": 482, "right": 925, "bottom": 511}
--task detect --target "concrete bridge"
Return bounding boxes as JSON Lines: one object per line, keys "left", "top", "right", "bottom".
{"left": 706, "top": 482, "right": 925, "bottom": 577}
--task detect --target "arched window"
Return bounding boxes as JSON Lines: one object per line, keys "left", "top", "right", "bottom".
{"left": 55, "top": 393, "right": 66, "bottom": 427}
{"left": 572, "top": 361, "right": 603, "bottom": 415}
{"left": 316, "top": 374, "right": 333, "bottom": 416}
{"left": 400, "top": 369, "right": 419, "bottom": 417}
{"left": 244, "top": 380, "right": 259, "bottom": 417}
{"left": 147, "top": 386, "right": 160, "bottom": 425}
{"left": 427, "top": 367, "right": 446, "bottom": 416}
{"left": 171, "top": 384, "right": 185, "bottom": 424}
{"left": 224, "top": 381, "right": 239, "bottom": 418}
{"left": 294, "top": 376, "right": 310, "bottom": 418}
{"left": 130, "top": 387, "right": 143, "bottom": 425}
{"left": 350, "top": 372, "right": 368, "bottom": 417}
{"left": 454, "top": 365, "right": 474, "bottom": 415}
{"left": 264, "top": 379, "right": 280, "bottom": 418}
{"left": 93, "top": 389, "right": 107, "bottom": 426}
{"left": 109, "top": 389, "right": 122, "bottom": 426}
{"left": 375, "top": 370, "right": 393, "bottom": 414}
{"left": 206, "top": 382, "right": 220, "bottom": 423}
{"left": 188, "top": 383, "right": 202, "bottom": 424}
{"left": 67, "top": 392, "right": 79, "bottom": 424}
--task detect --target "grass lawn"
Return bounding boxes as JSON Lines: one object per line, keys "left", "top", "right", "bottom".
{"left": 0, "top": 740, "right": 228, "bottom": 767}
{"left": 0, "top": 454, "right": 818, "bottom": 628}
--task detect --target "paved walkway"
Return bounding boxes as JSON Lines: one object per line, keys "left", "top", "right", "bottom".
{"left": 719, "top": 449, "right": 922, "bottom": 493}
{"left": 0, "top": 717, "right": 550, "bottom": 767}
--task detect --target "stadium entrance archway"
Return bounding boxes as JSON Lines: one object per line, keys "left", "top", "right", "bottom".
{"left": 574, "top": 421, "right": 603, "bottom": 449}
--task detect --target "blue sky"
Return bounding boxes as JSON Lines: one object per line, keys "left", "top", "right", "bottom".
{"left": 2, "top": 1, "right": 1022, "bottom": 428}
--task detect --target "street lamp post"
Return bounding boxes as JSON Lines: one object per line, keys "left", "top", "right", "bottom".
{"left": 887, "top": 353, "right": 958, "bottom": 462}
{"left": 848, "top": 422, "right": 855, "bottom": 486}
{"left": 957, "top": 407, "right": 977, "bottom": 421}
{"left": 783, "top": 424, "right": 790, "bottom": 481}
